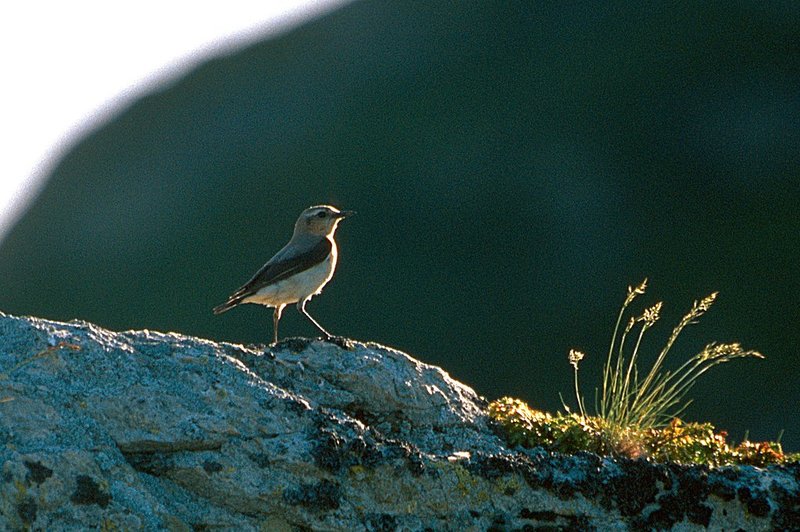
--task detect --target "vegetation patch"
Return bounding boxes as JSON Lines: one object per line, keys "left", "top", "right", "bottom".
{"left": 488, "top": 397, "right": 795, "bottom": 466}
{"left": 489, "top": 280, "right": 798, "bottom": 467}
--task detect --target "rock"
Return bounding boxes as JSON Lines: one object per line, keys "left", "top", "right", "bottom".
{"left": 0, "top": 312, "right": 797, "bottom": 530}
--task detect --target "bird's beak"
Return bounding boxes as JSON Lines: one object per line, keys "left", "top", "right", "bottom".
{"left": 337, "top": 210, "right": 356, "bottom": 218}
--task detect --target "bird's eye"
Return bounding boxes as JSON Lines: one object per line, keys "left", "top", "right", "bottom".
{"left": 317, "top": 211, "right": 327, "bottom": 218}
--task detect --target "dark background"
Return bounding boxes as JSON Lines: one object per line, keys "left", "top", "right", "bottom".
{"left": 2, "top": 2, "right": 798, "bottom": 448}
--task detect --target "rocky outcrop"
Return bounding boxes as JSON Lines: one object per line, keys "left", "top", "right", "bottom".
{"left": 0, "top": 312, "right": 798, "bottom": 530}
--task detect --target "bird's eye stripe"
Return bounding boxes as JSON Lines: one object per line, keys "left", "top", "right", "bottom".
{"left": 317, "top": 211, "right": 327, "bottom": 218}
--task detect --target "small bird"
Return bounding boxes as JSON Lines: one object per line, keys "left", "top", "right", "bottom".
{"left": 213, "top": 205, "right": 354, "bottom": 344}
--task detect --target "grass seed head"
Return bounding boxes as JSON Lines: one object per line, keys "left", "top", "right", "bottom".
{"left": 638, "top": 301, "right": 663, "bottom": 327}
{"left": 568, "top": 349, "right": 585, "bottom": 370}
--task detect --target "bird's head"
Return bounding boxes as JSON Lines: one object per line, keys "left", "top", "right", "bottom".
{"left": 295, "top": 205, "right": 354, "bottom": 237}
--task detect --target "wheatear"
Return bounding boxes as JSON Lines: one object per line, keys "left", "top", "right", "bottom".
{"left": 213, "top": 205, "right": 354, "bottom": 343}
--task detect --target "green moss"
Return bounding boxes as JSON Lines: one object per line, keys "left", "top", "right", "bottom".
{"left": 488, "top": 397, "right": 612, "bottom": 456}
{"left": 640, "top": 419, "right": 735, "bottom": 466}
{"left": 784, "top": 452, "right": 800, "bottom": 463}
{"left": 488, "top": 397, "right": 792, "bottom": 467}
{"left": 733, "top": 439, "right": 789, "bottom": 467}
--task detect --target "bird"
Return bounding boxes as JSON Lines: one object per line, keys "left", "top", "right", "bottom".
{"left": 213, "top": 205, "right": 354, "bottom": 344}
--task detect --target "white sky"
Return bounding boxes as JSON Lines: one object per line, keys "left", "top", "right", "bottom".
{"left": 0, "top": 0, "right": 350, "bottom": 242}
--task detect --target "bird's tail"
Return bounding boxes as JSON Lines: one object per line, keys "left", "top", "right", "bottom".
{"left": 212, "top": 297, "right": 242, "bottom": 315}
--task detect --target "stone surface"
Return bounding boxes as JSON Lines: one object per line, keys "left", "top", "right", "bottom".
{"left": 0, "top": 312, "right": 798, "bottom": 530}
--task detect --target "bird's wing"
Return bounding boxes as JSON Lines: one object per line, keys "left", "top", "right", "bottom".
{"left": 222, "top": 237, "right": 332, "bottom": 305}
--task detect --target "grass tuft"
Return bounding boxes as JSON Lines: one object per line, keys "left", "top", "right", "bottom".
{"left": 591, "top": 281, "right": 762, "bottom": 431}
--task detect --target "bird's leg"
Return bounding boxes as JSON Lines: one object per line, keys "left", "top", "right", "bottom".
{"left": 297, "top": 299, "right": 331, "bottom": 339}
{"left": 272, "top": 304, "right": 285, "bottom": 344}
